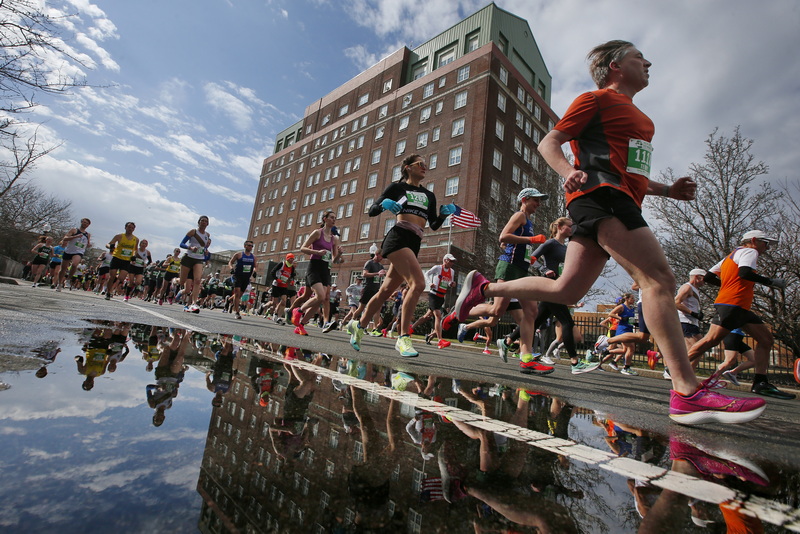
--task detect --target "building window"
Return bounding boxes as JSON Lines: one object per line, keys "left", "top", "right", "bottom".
{"left": 364, "top": 197, "right": 373, "bottom": 213}
{"left": 432, "top": 126, "right": 440, "bottom": 142}
{"left": 451, "top": 118, "right": 465, "bottom": 137}
{"left": 412, "top": 62, "right": 427, "bottom": 80}
{"left": 512, "top": 165, "right": 521, "bottom": 184}
{"left": 499, "top": 66, "right": 508, "bottom": 85}
{"left": 448, "top": 146, "right": 462, "bottom": 166}
{"left": 287, "top": 217, "right": 293, "bottom": 230}
{"left": 435, "top": 100, "right": 443, "bottom": 115}
{"left": 517, "top": 85, "right": 525, "bottom": 102}
{"left": 439, "top": 76, "right": 446, "bottom": 88}
{"left": 321, "top": 114, "right": 330, "bottom": 126}
{"left": 391, "top": 165, "right": 402, "bottom": 182}
{"left": 371, "top": 148, "right": 381, "bottom": 164}
{"left": 516, "top": 110, "right": 524, "bottom": 128}
{"left": 498, "top": 93, "right": 506, "bottom": 112}
{"left": 346, "top": 202, "right": 354, "bottom": 217}
{"left": 383, "top": 79, "right": 392, "bottom": 93}
{"left": 395, "top": 140, "right": 406, "bottom": 156}
{"left": 420, "top": 106, "right": 431, "bottom": 123}
{"left": 402, "top": 93, "right": 413, "bottom": 109}
{"left": 457, "top": 65, "right": 470, "bottom": 82}
{"left": 423, "top": 82, "right": 434, "bottom": 98}
{"left": 358, "top": 93, "right": 369, "bottom": 107}
{"left": 525, "top": 119, "right": 532, "bottom": 138}
{"left": 360, "top": 222, "right": 370, "bottom": 239}
{"left": 495, "top": 120, "right": 504, "bottom": 140}
{"left": 328, "top": 430, "right": 339, "bottom": 449}
{"left": 339, "top": 104, "right": 349, "bottom": 117}
{"left": 341, "top": 226, "right": 350, "bottom": 241}
{"left": 270, "top": 239, "right": 276, "bottom": 251}
{"left": 428, "top": 153, "right": 438, "bottom": 169}
{"left": 466, "top": 32, "right": 479, "bottom": 52}
{"left": 399, "top": 116, "right": 409, "bottom": 131}
{"left": 349, "top": 179, "right": 357, "bottom": 194}
{"left": 514, "top": 137, "right": 523, "bottom": 155}
{"left": 454, "top": 90, "right": 467, "bottom": 109}
{"left": 417, "top": 132, "right": 428, "bottom": 149}
{"left": 384, "top": 218, "right": 395, "bottom": 234}
{"left": 437, "top": 46, "right": 455, "bottom": 67}
{"left": 493, "top": 149, "right": 502, "bottom": 170}
{"left": 491, "top": 179, "right": 500, "bottom": 200}
{"left": 533, "top": 128, "right": 541, "bottom": 144}
{"left": 445, "top": 176, "right": 459, "bottom": 196}
{"left": 368, "top": 172, "right": 378, "bottom": 188}
{"left": 325, "top": 460, "right": 334, "bottom": 478}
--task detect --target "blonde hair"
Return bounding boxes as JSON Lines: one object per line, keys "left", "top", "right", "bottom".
{"left": 549, "top": 217, "right": 572, "bottom": 238}
{"left": 587, "top": 40, "right": 635, "bottom": 88}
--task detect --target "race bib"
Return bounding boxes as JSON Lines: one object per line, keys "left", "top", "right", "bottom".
{"left": 524, "top": 244, "right": 534, "bottom": 264}
{"left": 76, "top": 241, "right": 86, "bottom": 250}
{"left": 322, "top": 250, "right": 332, "bottom": 264}
{"left": 627, "top": 139, "right": 653, "bottom": 178}
{"left": 121, "top": 248, "right": 133, "bottom": 258}
{"left": 406, "top": 191, "right": 429, "bottom": 209}
{"left": 242, "top": 265, "right": 252, "bottom": 272}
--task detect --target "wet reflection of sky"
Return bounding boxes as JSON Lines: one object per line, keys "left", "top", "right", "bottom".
{"left": 1, "top": 322, "right": 798, "bottom": 533}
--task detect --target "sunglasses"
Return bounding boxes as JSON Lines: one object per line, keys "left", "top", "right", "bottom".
{"left": 408, "top": 160, "right": 427, "bottom": 171}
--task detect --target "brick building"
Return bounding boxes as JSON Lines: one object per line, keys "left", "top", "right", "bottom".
{"left": 248, "top": 3, "right": 561, "bottom": 297}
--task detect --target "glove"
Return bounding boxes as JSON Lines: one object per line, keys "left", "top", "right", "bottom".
{"left": 439, "top": 203, "right": 457, "bottom": 216}
{"left": 529, "top": 234, "right": 546, "bottom": 244}
{"left": 771, "top": 278, "right": 787, "bottom": 289}
{"left": 381, "top": 198, "right": 402, "bottom": 214}
{"left": 690, "top": 311, "right": 704, "bottom": 321}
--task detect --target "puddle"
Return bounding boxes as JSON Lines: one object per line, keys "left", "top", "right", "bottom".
{"left": 0, "top": 321, "right": 797, "bottom": 533}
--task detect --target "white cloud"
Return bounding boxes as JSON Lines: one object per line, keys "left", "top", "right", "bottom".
{"left": 204, "top": 82, "right": 254, "bottom": 131}
{"left": 111, "top": 141, "right": 152, "bottom": 157}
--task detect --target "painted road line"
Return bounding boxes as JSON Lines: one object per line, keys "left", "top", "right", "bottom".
{"left": 124, "top": 301, "right": 209, "bottom": 333}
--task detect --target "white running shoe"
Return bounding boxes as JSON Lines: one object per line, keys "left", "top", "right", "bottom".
{"left": 594, "top": 335, "right": 609, "bottom": 352}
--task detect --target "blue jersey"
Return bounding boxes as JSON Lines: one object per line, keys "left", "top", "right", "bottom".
{"left": 499, "top": 218, "right": 533, "bottom": 268}
{"left": 235, "top": 252, "right": 255, "bottom": 279}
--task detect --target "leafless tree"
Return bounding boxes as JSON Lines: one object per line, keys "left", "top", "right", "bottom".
{"left": 649, "top": 126, "right": 798, "bottom": 356}
{"left": 0, "top": 127, "right": 61, "bottom": 198}
{"left": 0, "top": 179, "right": 72, "bottom": 260}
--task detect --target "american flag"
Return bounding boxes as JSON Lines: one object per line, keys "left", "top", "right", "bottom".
{"left": 451, "top": 205, "right": 481, "bottom": 228}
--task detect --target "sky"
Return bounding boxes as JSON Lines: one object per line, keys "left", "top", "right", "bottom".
{"left": 16, "top": 0, "right": 800, "bottom": 264}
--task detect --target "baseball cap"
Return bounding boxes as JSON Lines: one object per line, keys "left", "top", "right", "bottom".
{"left": 286, "top": 253, "right": 295, "bottom": 260}
{"left": 741, "top": 230, "right": 777, "bottom": 243}
{"left": 689, "top": 269, "right": 706, "bottom": 277}
{"left": 443, "top": 253, "right": 456, "bottom": 262}
{"left": 517, "top": 187, "right": 549, "bottom": 201}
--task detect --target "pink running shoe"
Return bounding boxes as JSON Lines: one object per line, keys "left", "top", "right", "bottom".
{"left": 669, "top": 439, "right": 769, "bottom": 486}
{"left": 291, "top": 307, "right": 303, "bottom": 326}
{"left": 441, "top": 312, "right": 457, "bottom": 332}
{"left": 519, "top": 360, "right": 555, "bottom": 376}
{"left": 454, "top": 270, "right": 488, "bottom": 322}
{"left": 482, "top": 349, "right": 492, "bottom": 355}
{"left": 294, "top": 325, "right": 308, "bottom": 336}
{"left": 669, "top": 378, "right": 766, "bottom": 425}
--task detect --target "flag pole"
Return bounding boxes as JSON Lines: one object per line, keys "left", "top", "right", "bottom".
{"left": 447, "top": 220, "right": 452, "bottom": 255}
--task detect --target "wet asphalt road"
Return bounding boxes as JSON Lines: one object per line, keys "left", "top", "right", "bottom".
{"left": 1, "top": 280, "right": 798, "bottom": 469}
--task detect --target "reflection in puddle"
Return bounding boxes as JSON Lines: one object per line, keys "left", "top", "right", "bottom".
{"left": 0, "top": 321, "right": 797, "bottom": 533}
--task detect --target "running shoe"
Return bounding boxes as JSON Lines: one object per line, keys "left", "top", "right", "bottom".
{"left": 540, "top": 354, "right": 555, "bottom": 365}
{"left": 663, "top": 367, "right": 672, "bottom": 380}
{"left": 408, "top": 326, "right": 414, "bottom": 335}
{"left": 123, "top": 296, "right": 129, "bottom": 302}
{"left": 322, "top": 321, "right": 338, "bottom": 333}
{"left": 482, "top": 349, "right": 492, "bottom": 355}
{"left": 647, "top": 349, "right": 661, "bottom": 370}
{"left": 519, "top": 358, "right": 555, "bottom": 376}
{"left": 457, "top": 324, "right": 468, "bottom": 343}
{"left": 620, "top": 366, "right": 639, "bottom": 376}
{"left": 31, "top": 283, "right": 38, "bottom": 288}
{"left": 391, "top": 372, "right": 415, "bottom": 391}
{"left": 294, "top": 324, "right": 308, "bottom": 336}
{"left": 381, "top": 328, "right": 388, "bottom": 337}
{"left": 189, "top": 304, "right": 200, "bottom": 314}
{"left": 395, "top": 335, "right": 419, "bottom": 357}
{"left": 473, "top": 332, "right": 481, "bottom": 342}
{"left": 722, "top": 370, "right": 740, "bottom": 386}
{"left": 452, "top": 379, "right": 461, "bottom": 394}
{"left": 571, "top": 360, "right": 601, "bottom": 374}
{"left": 105, "top": 293, "right": 112, "bottom": 301}
{"left": 669, "top": 380, "right": 766, "bottom": 425}
{"left": 584, "top": 349, "right": 595, "bottom": 362}
{"left": 425, "top": 332, "right": 434, "bottom": 345}
{"left": 751, "top": 381, "right": 796, "bottom": 400}
{"left": 291, "top": 307, "right": 303, "bottom": 326}
{"left": 608, "top": 361, "right": 620, "bottom": 371}
{"left": 346, "top": 320, "right": 363, "bottom": 351}
{"left": 594, "top": 335, "right": 609, "bottom": 353}
{"left": 55, "top": 286, "right": 61, "bottom": 292}
{"left": 442, "top": 312, "right": 457, "bottom": 331}
{"left": 454, "top": 270, "right": 488, "bottom": 322}
{"left": 670, "top": 439, "right": 769, "bottom": 486}
{"left": 368, "top": 329, "right": 383, "bottom": 337}
{"left": 496, "top": 338, "right": 508, "bottom": 363}
{"left": 437, "top": 339, "right": 451, "bottom": 349}
{"left": 158, "top": 298, "right": 163, "bottom": 305}
{"left": 235, "top": 312, "right": 242, "bottom": 320}
{"left": 275, "top": 317, "right": 285, "bottom": 325}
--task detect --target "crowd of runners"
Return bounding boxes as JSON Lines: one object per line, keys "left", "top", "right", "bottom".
{"left": 22, "top": 40, "right": 795, "bottom": 427}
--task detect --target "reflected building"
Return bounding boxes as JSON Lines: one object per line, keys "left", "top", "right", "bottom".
{"left": 247, "top": 3, "right": 561, "bottom": 293}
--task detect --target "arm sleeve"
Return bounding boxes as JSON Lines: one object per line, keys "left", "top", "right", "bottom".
{"left": 427, "top": 190, "right": 445, "bottom": 231}
{"left": 180, "top": 234, "right": 191, "bottom": 249}
{"left": 531, "top": 241, "right": 552, "bottom": 262}
{"left": 369, "top": 183, "right": 403, "bottom": 217}
{"left": 703, "top": 272, "right": 721, "bottom": 287}
{"left": 738, "top": 266, "right": 773, "bottom": 286}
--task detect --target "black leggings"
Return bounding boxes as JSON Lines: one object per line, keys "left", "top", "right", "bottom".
{"left": 533, "top": 302, "right": 576, "bottom": 359}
